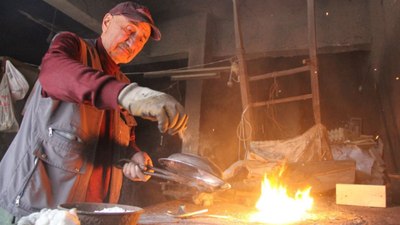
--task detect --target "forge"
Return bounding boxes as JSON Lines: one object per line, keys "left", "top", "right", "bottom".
{"left": 138, "top": 186, "right": 400, "bottom": 225}
{"left": 135, "top": 125, "right": 400, "bottom": 225}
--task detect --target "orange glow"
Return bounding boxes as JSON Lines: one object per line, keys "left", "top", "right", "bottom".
{"left": 249, "top": 174, "right": 313, "bottom": 224}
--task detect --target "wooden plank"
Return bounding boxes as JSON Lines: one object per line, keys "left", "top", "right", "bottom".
{"left": 42, "top": 0, "right": 102, "bottom": 33}
{"left": 336, "top": 184, "right": 386, "bottom": 208}
{"left": 282, "top": 160, "right": 356, "bottom": 194}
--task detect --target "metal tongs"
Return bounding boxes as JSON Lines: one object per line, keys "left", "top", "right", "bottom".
{"left": 117, "top": 159, "right": 193, "bottom": 184}
{"left": 117, "top": 153, "right": 231, "bottom": 192}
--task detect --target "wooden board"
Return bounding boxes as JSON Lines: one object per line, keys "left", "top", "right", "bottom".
{"left": 282, "top": 160, "right": 356, "bottom": 193}
{"left": 336, "top": 184, "right": 386, "bottom": 208}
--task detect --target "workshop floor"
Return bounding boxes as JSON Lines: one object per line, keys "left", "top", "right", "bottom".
{"left": 138, "top": 195, "right": 400, "bottom": 225}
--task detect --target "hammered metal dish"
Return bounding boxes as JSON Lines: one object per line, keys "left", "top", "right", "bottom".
{"left": 58, "top": 202, "right": 143, "bottom": 225}
{"left": 158, "top": 153, "right": 230, "bottom": 191}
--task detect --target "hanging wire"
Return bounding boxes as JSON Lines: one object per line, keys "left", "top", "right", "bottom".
{"left": 160, "top": 81, "right": 178, "bottom": 93}
{"left": 160, "top": 81, "right": 183, "bottom": 102}
{"left": 227, "top": 58, "right": 240, "bottom": 87}
{"left": 236, "top": 105, "right": 252, "bottom": 160}
{"left": 266, "top": 76, "right": 285, "bottom": 133}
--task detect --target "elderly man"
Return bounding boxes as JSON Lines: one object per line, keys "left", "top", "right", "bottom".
{"left": 0, "top": 1, "right": 187, "bottom": 224}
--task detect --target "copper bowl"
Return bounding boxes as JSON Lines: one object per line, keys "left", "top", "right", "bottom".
{"left": 58, "top": 202, "right": 143, "bottom": 225}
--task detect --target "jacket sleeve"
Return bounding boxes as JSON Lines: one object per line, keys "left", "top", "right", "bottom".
{"left": 38, "top": 32, "right": 126, "bottom": 109}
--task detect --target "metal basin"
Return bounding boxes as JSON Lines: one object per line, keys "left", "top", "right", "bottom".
{"left": 58, "top": 202, "right": 143, "bottom": 225}
{"left": 158, "top": 153, "right": 231, "bottom": 192}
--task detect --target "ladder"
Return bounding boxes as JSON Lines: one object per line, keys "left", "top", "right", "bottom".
{"left": 232, "top": 0, "right": 321, "bottom": 145}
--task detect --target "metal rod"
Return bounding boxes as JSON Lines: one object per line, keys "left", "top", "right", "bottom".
{"left": 143, "top": 66, "right": 231, "bottom": 78}
{"left": 171, "top": 73, "right": 220, "bottom": 81}
{"left": 249, "top": 65, "right": 311, "bottom": 82}
{"left": 252, "top": 94, "right": 313, "bottom": 107}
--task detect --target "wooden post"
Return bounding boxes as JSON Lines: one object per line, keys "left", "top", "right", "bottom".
{"left": 232, "top": 0, "right": 253, "bottom": 152}
{"left": 307, "top": 0, "right": 322, "bottom": 124}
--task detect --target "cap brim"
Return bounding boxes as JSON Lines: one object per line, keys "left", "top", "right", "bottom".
{"left": 148, "top": 24, "right": 161, "bottom": 41}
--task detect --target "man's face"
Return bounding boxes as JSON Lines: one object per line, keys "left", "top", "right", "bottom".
{"left": 101, "top": 14, "right": 151, "bottom": 64}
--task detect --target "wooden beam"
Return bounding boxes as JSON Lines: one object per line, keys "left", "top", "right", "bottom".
{"left": 307, "top": 0, "right": 321, "bottom": 124}
{"left": 42, "top": 0, "right": 102, "bottom": 33}
{"left": 232, "top": 0, "right": 253, "bottom": 149}
{"left": 336, "top": 184, "right": 386, "bottom": 208}
{"left": 181, "top": 14, "right": 209, "bottom": 155}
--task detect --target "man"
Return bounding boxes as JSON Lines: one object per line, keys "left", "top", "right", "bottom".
{"left": 0, "top": 1, "right": 187, "bottom": 223}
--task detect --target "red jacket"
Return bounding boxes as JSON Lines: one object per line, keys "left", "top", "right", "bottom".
{"left": 39, "top": 32, "right": 125, "bottom": 109}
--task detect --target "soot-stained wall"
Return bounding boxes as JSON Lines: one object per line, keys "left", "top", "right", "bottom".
{"left": 130, "top": 0, "right": 398, "bottom": 172}
{"left": 197, "top": 51, "right": 381, "bottom": 170}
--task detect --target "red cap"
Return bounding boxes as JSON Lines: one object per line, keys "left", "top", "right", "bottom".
{"left": 108, "top": 1, "right": 161, "bottom": 41}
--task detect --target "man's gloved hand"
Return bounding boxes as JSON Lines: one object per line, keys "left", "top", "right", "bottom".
{"left": 122, "top": 151, "right": 153, "bottom": 182}
{"left": 118, "top": 83, "right": 188, "bottom": 135}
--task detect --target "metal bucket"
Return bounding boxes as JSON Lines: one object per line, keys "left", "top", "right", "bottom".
{"left": 58, "top": 202, "right": 143, "bottom": 225}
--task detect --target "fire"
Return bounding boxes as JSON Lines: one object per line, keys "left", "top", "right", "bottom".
{"left": 249, "top": 174, "right": 313, "bottom": 224}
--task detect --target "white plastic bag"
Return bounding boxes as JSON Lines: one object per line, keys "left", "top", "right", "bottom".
{"left": 5, "top": 60, "right": 29, "bottom": 100}
{"left": 0, "top": 72, "right": 19, "bottom": 132}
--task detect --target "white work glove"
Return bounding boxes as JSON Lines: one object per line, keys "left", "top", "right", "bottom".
{"left": 123, "top": 151, "right": 153, "bottom": 182}
{"left": 118, "top": 83, "right": 188, "bottom": 135}
{"left": 17, "top": 208, "right": 80, "bottom": 225}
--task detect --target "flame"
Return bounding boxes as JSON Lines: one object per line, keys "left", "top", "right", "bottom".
{"left": 249, "top": 174, "right": 313, "bottom": 224}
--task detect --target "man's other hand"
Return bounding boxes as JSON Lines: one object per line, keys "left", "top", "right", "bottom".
{"left": 122, "top": 151, "right": 153, "bottom": 182}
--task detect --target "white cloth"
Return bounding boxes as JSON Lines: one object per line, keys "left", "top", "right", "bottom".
{"left": 17, "top": 208, "right": 80, "bottom": 225}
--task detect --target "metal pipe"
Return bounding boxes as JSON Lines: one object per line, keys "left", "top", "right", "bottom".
{"left": 252, "top": 94, "right": 313, "bottom": 108}
{"left": 171, "top": 73, "right": 220, "bottom": 81}
{"left": 249, "top": 65, "right": 311, "bottom": 82}
{"left": 143, "top": 66, "right": 231, "bottom": 78}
